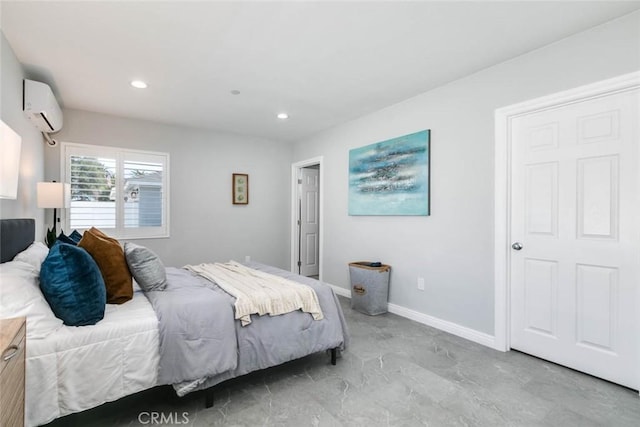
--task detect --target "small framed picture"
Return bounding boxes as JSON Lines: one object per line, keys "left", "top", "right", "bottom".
{"left": 232, "top": 173, "right": 249, "bottom": 205}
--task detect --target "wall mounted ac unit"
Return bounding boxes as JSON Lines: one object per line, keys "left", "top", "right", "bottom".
{"left": 23, "top": 79, "right": 63, "bottom": 133}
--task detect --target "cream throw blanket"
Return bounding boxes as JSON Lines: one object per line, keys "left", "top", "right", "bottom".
{"left": 184, "top": 261, "right": 324, "bottom": 326}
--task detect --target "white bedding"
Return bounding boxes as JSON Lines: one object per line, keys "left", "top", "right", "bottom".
{"left": 25, "top": 287, "right": 159, "bottom": 426}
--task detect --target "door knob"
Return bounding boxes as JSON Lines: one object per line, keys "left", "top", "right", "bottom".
{"left": 511, "top": 242, "right": 523, "bottom": 251}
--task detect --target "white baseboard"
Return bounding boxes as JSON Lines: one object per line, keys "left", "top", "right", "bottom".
{"left": 330, "top": 284, "right": 499, "bottom": 350}
{"left": 330, "top": 284, "right": 351, "bottom": 298}
{"left": 386, "top": 303, "right": 498, "bottom": 349}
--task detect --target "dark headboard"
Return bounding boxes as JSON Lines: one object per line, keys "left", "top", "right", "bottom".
{"left": 0, "top": 219, "right": 36, "bottom": 263}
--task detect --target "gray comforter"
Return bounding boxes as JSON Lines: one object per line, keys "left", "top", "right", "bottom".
{"left": 144, "top": 267, "right": 238, "bottom": 385}
{"left": 145, "top": 262, "right": 349, "bottom": 394}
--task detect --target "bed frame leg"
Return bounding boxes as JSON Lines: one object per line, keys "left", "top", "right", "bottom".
{"left": 205, "top": 389, "right": 214, "bottom": 408}
{"left": 331, "top": 348, "right": 337, "bottom": 365}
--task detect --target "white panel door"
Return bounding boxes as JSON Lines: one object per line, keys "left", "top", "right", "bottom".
{"left": 510, "top": 88, "right": 639, "bottom": 389}
{"left": 299, "top": 167, "right": 319, "bottom": 277}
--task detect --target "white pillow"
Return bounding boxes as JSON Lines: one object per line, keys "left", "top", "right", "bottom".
{"left": 0, "top": 260, "right": 63, "bottom": 339}
{"left": 13, "top": 242, "right": 50, "bottom": 273}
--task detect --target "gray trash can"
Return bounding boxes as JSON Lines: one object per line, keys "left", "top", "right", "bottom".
{"left": 348, "top": 262, "right": 391, "bottom": 315}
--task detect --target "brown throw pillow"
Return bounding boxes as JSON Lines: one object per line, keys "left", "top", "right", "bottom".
{"left": 78, "top": 227, "right": 133, "bottom": 304}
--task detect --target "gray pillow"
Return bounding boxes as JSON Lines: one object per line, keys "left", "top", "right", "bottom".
{"left": 124, "top": 242, "right": 167, "bottom": 292}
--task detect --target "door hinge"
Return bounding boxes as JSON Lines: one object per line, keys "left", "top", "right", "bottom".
{"left": 298, "top": 179, "right": 302, "bottom": 184}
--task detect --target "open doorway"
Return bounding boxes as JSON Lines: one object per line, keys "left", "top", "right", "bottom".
{"left": 291, "top": 157, "right": 323, "bottom": 280}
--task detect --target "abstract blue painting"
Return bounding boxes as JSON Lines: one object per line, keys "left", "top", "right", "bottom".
{"left": 349, "top": 130, "right": 430, "bottom": 216}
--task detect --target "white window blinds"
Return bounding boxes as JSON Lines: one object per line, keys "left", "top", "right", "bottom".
{"left": 63, "top": 143, "right": 169, "bottom": 239}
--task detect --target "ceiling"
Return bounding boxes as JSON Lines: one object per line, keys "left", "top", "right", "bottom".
{"left": 2, "top": 1, "right": 639, "bottom": 142}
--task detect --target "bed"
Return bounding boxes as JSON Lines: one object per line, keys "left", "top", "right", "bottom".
{"left": 0, "top": 219, "right": 349, "bottom": 426}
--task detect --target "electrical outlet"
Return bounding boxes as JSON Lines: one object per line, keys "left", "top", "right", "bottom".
{"left": 245, "top": 255, "right": 251, "bottom": 262}
{"left": 417, "top": 277, "right": 425, "bottom": 291}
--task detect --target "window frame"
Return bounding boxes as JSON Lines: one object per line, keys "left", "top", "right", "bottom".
{"left": 61, "top": 142, "right": 170, "bottom": 239}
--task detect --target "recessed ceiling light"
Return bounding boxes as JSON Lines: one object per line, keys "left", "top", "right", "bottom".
{"left": 277, "top": 113, "right": 289, "bottom": 119}
{"left": 130, "top": 80, "right": 148, "bottom": 89}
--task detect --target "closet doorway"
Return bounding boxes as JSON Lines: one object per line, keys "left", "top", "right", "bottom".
{"left": 291, "top": 157, "right": 323, "bottom": 279}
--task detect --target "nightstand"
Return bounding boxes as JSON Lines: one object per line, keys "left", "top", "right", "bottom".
{"left": 0, "top": 317, "right": 26, "bottom": 427}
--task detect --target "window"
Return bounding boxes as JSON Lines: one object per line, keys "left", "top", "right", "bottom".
{"left": 62, "top": 142, "right": 169, "bottom": 239}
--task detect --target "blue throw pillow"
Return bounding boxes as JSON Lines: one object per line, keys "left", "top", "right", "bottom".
{"left": 56, "top": 230, "right": 83, "bottom": 245}
{"left": 56, "top": 231, "right": 77, "bottom": 246}
{"left": 40, "top": 241, "right": 106, "bottom": 326}
{"left": 69, "top": 229, "right": 83, "bottom": 243}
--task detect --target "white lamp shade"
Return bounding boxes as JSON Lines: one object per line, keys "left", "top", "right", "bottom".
{"left": 0, "top": 120, "right": 22, "bottom": 199}
{"left": 37, "top": 182, "right": 71, "bottom": 208}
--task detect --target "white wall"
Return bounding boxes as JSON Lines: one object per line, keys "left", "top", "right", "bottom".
{"left": 293, "top": 12, "right": 640, "bottom": 336}
{"left": 47, "top": 109, "right": 292, "bottom": 269}
{"left": 0, "top": 32, "right": 45, "bottom": 238}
